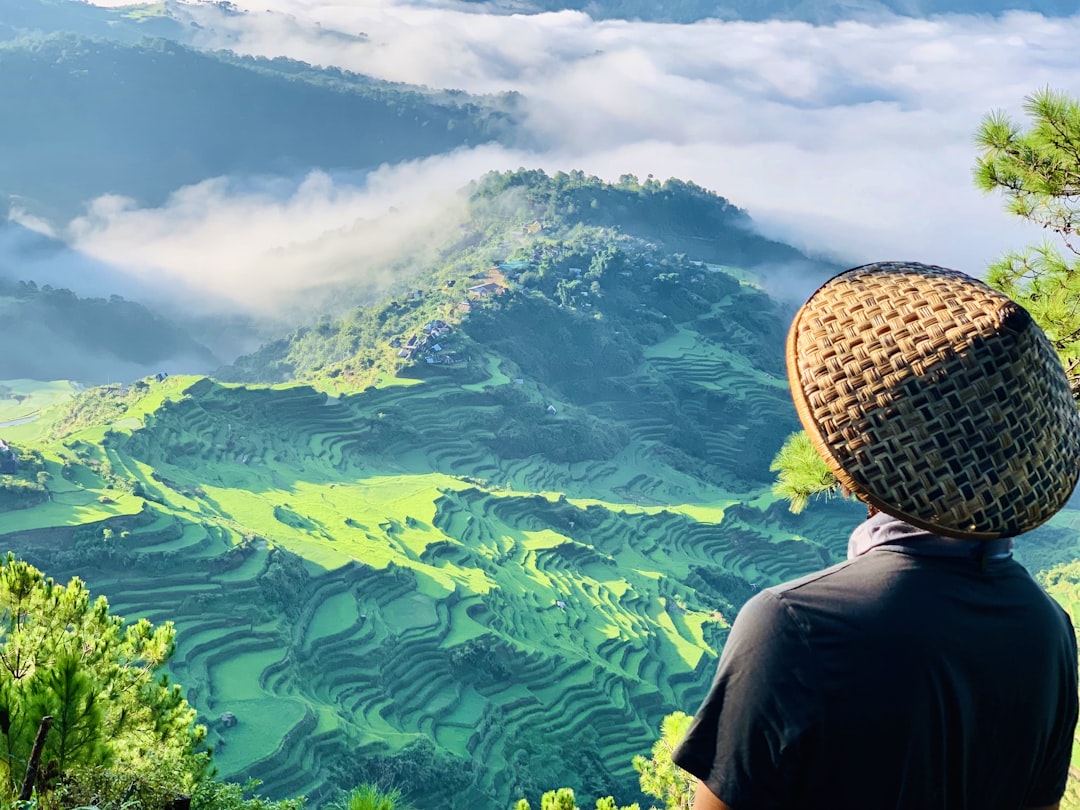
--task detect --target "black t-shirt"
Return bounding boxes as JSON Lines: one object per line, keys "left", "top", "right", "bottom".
{"left": 672, "top": 548, "right": 1078, "bottom": 809}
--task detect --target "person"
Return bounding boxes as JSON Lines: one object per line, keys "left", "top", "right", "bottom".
{"left": 672, "top": 261, "right": 1080, "bottom": 810}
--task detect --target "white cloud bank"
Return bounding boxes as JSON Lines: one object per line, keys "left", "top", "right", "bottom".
{"left": 62, "top": 161, "right": 487, "bottom": 315}
{"left": 70, "top": 1, "right": 1080, "bottom": 315}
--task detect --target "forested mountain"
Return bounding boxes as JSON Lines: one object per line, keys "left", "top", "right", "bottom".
{"left": 2, "top": 170, "right": 1078, "bottom": 808}
{"left": 221, "top": 171, "right": 814, "bottom": 386}
{"left": 0, "top": 277, "right": 217, "bottom": 380}
{"left": 0, "top": 33, "right": 519, "bottom": 216}
{"left": 0, "top": 0, "right": 187, "bottom": 41}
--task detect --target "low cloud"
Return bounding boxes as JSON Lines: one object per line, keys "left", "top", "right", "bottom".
{"left": 70, "top": 2, "right": 1080, "bottom": 302}
{"left": 60, "top": 156, "right": 512, "bottom": 317}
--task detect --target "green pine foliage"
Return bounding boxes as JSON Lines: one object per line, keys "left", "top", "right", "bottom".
{"left": 768, "top": 431, "right": 839, "bottom": 514}
{"left": 517, "top": 711, "right": 696, "bottom": 810}
{"left": 513, "top": 787, "right": 639, "bottom": 810}
{"left": 974, "top": 88, "right": 1080, "bottom": 398}
{"left": 631, "top": 712, "right": 695, "bottom": 810}
{"left": 189, "top": 779, "right": 306, "bottom": 810}
{"left": 0, "top": 553, "right": 207, "bottom": 805}
{"left": 34, "top": 653, "right": 108, "bottom": 772}
{"left": 0, "top": 554, "right": 310, "bottom": 810}
{"left": 335, "top": 784, "right": 413, "bottom": 810}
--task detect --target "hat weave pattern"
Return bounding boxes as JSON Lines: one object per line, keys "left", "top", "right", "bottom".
{"left": 788, "top": 261, "right": 1080, "bottom": 539}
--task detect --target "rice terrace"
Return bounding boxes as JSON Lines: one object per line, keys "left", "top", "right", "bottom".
{"left": 3, "top": 171, "right": 1080, "bottom": 808}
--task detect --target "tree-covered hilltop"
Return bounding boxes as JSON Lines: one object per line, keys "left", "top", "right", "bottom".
{"left": 0, "top": 33, "right": 519, "bottom": 216}
{"left": 219, "top": 169, "right": 821, "bottom": 387}
{"left": 471, "top": 170, "right": 806, "bottom": 266}
{"left": 0, "top": 278, "right": 218, "bottom": 381}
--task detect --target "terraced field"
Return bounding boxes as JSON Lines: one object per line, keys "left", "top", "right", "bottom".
{"left": 0, "top": 310, "right": 861, "bottom": 807}
{"left": 9, "top": 268, "right": 1078, "bottom": 808}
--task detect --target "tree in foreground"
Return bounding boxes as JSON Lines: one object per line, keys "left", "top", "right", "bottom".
{"left": 514, "top": 710, "right": 697, "bottom": 810}
{"left": 974, "top": 88, "right": 1080, "bottom": 397}
{"left": 631, "top": 712, "right": 695, "bottom": 810}
{"left": 768, "top": 431, "right": 838, "bottom": 514}
{"left": 333, "top": 784, "right": 412, "bottom": 810}
{"left": 0, "top": 553, "right": 207, "bottom": 806}
{"left": 512, "top": 787, "right": 639, "bottom": 810}
{"left": 190, "top": 778, "right": 306, "bottom": 810}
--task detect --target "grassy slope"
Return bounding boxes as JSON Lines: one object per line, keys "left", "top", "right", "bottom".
{"left": 16, "top": 362, "right": 1075, "bottom": 808}
{"left": 0, "top": 293, "right": 844, "bottom": 807}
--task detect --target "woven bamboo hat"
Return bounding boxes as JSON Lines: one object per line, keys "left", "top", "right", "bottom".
{"left": 787, "top": 261, "right": 1080, "bottom": 539}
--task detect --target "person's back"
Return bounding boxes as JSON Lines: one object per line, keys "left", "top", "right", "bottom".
{"left": 771, "top": 549, "right": 1072, "bottom": 807}
{"left": 673, "top": 263, "right": 1080, "bottom": 809}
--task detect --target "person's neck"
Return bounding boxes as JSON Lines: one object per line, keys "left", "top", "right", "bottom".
{"left": 847, "top": 511, "right": 1012, "bottom": 561}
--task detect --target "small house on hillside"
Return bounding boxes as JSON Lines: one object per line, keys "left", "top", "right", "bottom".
{"left": 468, "top": 282, "right": 502, "bottom": 297}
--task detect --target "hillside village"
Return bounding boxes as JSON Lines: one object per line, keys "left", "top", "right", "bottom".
{"left": 381, "top": 223, "right": 710, "bottom": 375}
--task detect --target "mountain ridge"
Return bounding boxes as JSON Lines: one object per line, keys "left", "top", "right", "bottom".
{"left": 0, "top": 170, "right": 860, "bottom": 808}
{"left": 219, "top": 170, "right": 823, "bottom": 388}
{"left": 0, "top": 31, "right": 520, "bottom": 217}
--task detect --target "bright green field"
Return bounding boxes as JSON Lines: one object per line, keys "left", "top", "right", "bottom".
{"left": 0, "top": 379, "right": 80, "bottom": 441}
{"left": 7, "top": 264, "right": 1073, "bottom": 809}
{"left": 0, "top": 334, "right": 847, "bottom": 808}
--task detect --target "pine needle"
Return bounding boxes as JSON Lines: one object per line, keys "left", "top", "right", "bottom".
{"left": 769, "top": 431, "right": 839, "bottom": 514}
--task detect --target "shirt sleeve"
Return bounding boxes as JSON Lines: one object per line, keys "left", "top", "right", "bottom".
{"left": 1027, "top": 607, "right": 1079, "bottom": 807}
{"left": 671, "top": 589, "right": 819, "bottom": 809}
